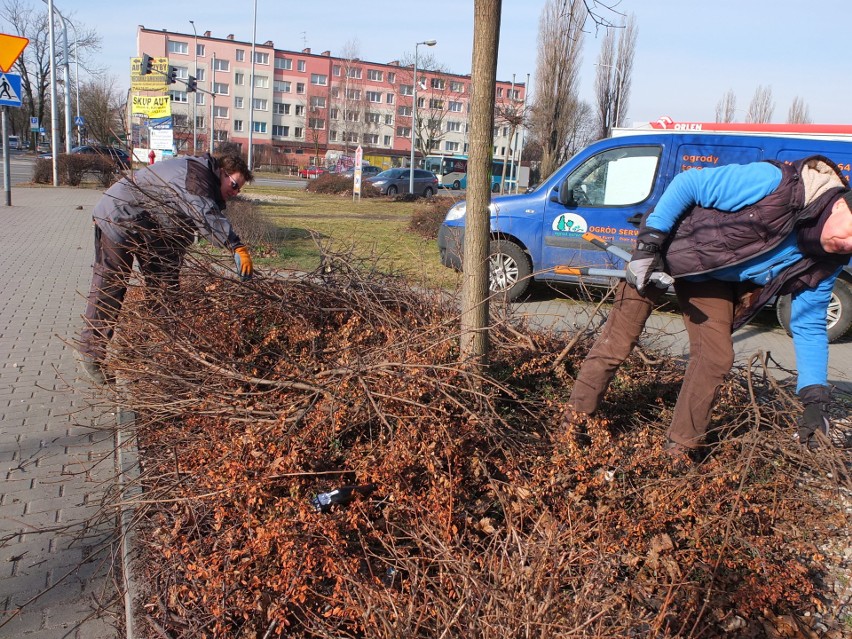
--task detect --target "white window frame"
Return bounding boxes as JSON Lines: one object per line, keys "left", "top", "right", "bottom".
{"left": 168, "top": 41, "right": 188, "bottom": 55}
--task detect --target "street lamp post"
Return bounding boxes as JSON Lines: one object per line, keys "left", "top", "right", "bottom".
{"left": 247, "top": 0, "right": 257, "bottom": 170}
{"left": 409, "top": 39, "right": 436, "bottom": 195}
{"left": 596, "top": 62, "right": 624, "bottom": 130}
{"left": 189, "top": 20, "right": 197, "bottom": 155}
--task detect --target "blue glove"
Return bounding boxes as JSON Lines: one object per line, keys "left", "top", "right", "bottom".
{"left": 796, "top": 385, "right": 831, "bottom": 449}
{"left": 626, "top": 226, "right": 668, "bottom": 293}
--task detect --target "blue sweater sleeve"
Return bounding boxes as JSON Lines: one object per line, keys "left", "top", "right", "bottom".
{"left": 789, "top": 269, "right": 841, "bottom": 391}
{"left": 646, "top": 162, "right": 783, "bottom": 232}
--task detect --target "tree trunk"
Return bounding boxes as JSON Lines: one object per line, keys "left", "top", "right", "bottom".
{"left": 460, "top": 0, "right": 501, "bottom": 367}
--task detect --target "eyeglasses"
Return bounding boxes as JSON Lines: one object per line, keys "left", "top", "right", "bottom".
{"left": 229, "top": 176, "right": 241, "bottom": 192}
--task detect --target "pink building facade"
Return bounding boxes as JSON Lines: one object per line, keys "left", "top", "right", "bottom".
{"left": 136, "top": 26, "right": 526, "bottom": 169}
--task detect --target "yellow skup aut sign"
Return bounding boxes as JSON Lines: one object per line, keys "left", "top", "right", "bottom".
{"left": 130, "top": 56, "right": 169, "bottom": 91}
{"left": 131, "top": 95, "right": 172, "bottom": 119}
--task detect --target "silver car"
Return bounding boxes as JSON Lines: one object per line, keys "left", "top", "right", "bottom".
{"left": 366, "top": 168, "right": 439, "bottom": 197}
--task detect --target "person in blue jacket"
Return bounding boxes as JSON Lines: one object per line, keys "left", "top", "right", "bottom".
{"left": 560, "top": 155, "right": 852, "bottom": 456}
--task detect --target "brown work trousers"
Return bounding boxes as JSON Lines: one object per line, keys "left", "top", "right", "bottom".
{"left": 79, "top": 224, "right": 184, "bottom": 363}
{"left": 568, "top": 279, "right": 743, "bottom": 448}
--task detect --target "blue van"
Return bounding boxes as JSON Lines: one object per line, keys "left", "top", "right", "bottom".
{"left": 437, "top": 130, "right": 852, "bottom": 341}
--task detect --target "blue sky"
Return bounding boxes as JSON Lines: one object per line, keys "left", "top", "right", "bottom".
{"left": 27, "top": 0, "right": 852, "bottom": 126}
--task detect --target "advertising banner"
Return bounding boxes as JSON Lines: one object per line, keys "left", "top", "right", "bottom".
{"left": 131, "top": 95, "right": 172, "bottom": 119}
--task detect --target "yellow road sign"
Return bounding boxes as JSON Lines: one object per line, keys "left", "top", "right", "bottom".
{"left": 130, "top": 56, "right": 169, "bottom": 92}
{"left": 0, "top": 33, "right": 29, "bottom": 73}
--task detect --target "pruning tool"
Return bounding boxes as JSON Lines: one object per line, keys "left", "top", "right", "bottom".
{"left": 554, "top": 232, "right": 674, "bottom": 289}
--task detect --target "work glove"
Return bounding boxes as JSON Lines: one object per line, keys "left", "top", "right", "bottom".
{"left": 796, "top": 384, "right": 831, "bottom": 449}
{"left": 625, "top": 226, "right": 669, "bottom": 293}
{"left": 233, "top": 245, "right": 253, "bottom": 281}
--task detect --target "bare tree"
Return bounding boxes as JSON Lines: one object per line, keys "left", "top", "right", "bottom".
{"left": 398, "top": 51, "right": 452, "bottom": 162}
{"left": 715, "top": 90, "right": 737, "bottom": 122}
{"left": 787, "top": 96, "right": 812, "bottom": 124}
{"left": 746, "top": 85, "right": 774, "bottom": 124}
{"left": 495, "top": 80, "right": 526, "bottom": 193}
{"left": 531, "top": 0, "right": 589, "bottom": 179}
{"left": 593, "top": 14, "right": 637, "bottom": 137}
{"left": 78, "top": 75, "right": 126, "bottom": 145}
{"left": 461, "top": 0, "right": 502, "bottom": 365}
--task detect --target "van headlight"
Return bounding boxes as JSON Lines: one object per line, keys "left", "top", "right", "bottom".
{"left": 444, "top": 202, "right": 498, "bottom": 222}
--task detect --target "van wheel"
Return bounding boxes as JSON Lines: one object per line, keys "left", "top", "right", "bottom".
{"left": 488, "top": 239, "right": 531, "bottom": 301}
{"left": 776, "top": 277, "right": 852, "bottom": 343}
{"left": 387, "top": 185, "right": 398, "bottom": 196}
{"left": 452, "top": 180, "right": 461, "bottom": 190}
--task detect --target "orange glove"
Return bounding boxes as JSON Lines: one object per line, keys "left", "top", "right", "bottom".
{"left": 233, "top": 245, "right": 253, "bottom": 280}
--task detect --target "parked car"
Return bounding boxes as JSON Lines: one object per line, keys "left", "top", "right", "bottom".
{"left": 340, "top": 165, "right": 382, "bottom": 179}
{"left": 71, "top": 145, "right": 132, "bottom": 169}
{"left": 7, "top": 135, "right": 20, "bottom": 150}
{"left": 36, "top": 141, "right": 51, "bottom": 153}
{"left": 299, "top": 165, "right": 327, "bottom": 178}
{"left": 366, "top": 168, "right": 439, "bottom": 197}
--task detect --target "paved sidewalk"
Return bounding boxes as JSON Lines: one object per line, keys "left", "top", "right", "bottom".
{"left": 0, "top": 187, "right": 121, "bottom": 638}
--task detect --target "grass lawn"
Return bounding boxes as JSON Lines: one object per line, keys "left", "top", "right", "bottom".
{"left": 241, "top": 184, "right": 464, "bottom": 291}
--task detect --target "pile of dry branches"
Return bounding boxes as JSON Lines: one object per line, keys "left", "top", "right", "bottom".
{"left": 103, "top": 251, "right": 851, "bottom": 638}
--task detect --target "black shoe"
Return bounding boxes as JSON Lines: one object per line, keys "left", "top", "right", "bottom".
{"left": 78, "top": 355, "right": 110, "bottom": 386}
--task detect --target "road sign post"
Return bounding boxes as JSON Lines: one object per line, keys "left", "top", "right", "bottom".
{"left": 0, "top": 32, "right": 28, "bottom": 206}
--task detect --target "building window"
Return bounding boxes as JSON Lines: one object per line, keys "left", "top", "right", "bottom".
{"left": 332, "top": 64, "right": 341, "bottom": 76}
{"left": 347, "top": 67, "right": 362, "bottom": 79}
{"left": 449, "top": 101, "right": 463, "bottom": 112}
{"left": 509, "top": 89, "right": 520, "bottom": 100}
{"left": 213, "top": 130, "right": 228, "bottom": 142}
{"left": 366, "top": 91, "right": 382, "bottom": 103}
{"left": 213, "top": 58, "right": 230, "bottom": 72}
{"left": 384, "top": 114, "right": 393, "bottom": 125}
{"left": 445, "top": 141, "right": 460, "bottom": 152}
{"left": 386, "top": 93, "right": 395, "bottom": 105}
{"left": 430, "top": 78, "right": 445, "bottom": 90}
{"left": 172, "top": 66, "right": 188, "bottom": 80}
{"left": 274, "top": 80, "right": 291, "bottom": 92}
{"left": 196, "top": 115, "right": 205, "bottom": 128}
{"left": 297, "top": 60, "right": 306, "bottom": 72}
{"left": 368, "top": 69, "right": 383, "bottom": 82}
{"left": 273, "top": 102, "right": 290, "bottom": 115}
{"left": 345, "top": 89, "right": 361, "bottom": 100}
{"left": 429, "top": 99, "right": 444, "bottom": 110}
{"left": 345, "top": 111, "right": 360, "bottom": 122}
{"left": 213, "top": 83, "right": 229, "bottom": 95}
{"left": 310, "top": 73, "right": 328, "bottom": 86}
{"left": 417, "top": 97, "right": 425, "bottom": 108}
{"left": 295, "top": 105, "right": 305, "bottom": 116}
{"left": 329, "top": 130, "right": 337, "bottom": 141}
{"left": 362, "top": 133, "right": 379, "bottom": 144}
{"left": 254, "top": 75, "right": 269, "bottom": 88}
{"left": 450, "top": 81, "right": 464, "bottom": 92}
{"left": 343, "top": 132, "right": 358, "bottom": 143}
{"left": 195, "top": 93, "right": 205, "bottom": 105}
{"left": 275, "top": 57, "right": 292, "bottom": 70}
{"left": 234, "top": 72, "right": 245, "bottom": 86}
{"left": 168, "top": 41, "right": 188, "bottom": 55}
{"left": 397, "top": 106, "right": 412, "bottom": 117}
{"left": 396, "top": 126, "right": 411, "bottom": 137}
{"left": 296, "top": 82, "right": 305, "bottom": 94}
{"left": 294, "top": 127, "right": 303, "bottom": 138}
{"left": 272, "top": 125, "right": 289, "bottom": 137}
{"left": 196, "top": 44, "right": 205, "bottom": 57}
{"left": 254, "top": 52, "right": 269, "bottom": 65}
{"left": 387, "top": 72, "right": 396, "bottom": 84}
{"left": 310, "top": 96, "right": 326, "bottom": 108}
{"left": 253, "top": 98, "right": 268, "bottom": 111}
{"left": 234, "top": 119, "right": 244, "bottom": 132}
{"left": 196, "top": 68, "right": 206, "bottom": 82}
{"left": 234, "top": 96, "right": 244, "bottom": 108}
{"left": 496, "top": 87, "right": 503, "bottom": 97}
{"left": 329, "top": 107, "right": 339, "bottom": 120}
{"left": 235, "top": 49, "right": 245, "bottom": 62}
{"left": 213, "top": 106, "right": 229, "bottom": 118}
{"left": 308, "top": 117, "right": 325, "bottom": 129}
{"left": 383, "top": 135, "right": 391, "bottom": 146}
{"left": 400, "top": 85, "right": 413, "bottom": 96}
{"left": 253, "top": 121, "right": 267, "bottom": 133}
{"left": 366, "top": 112, "right": 380, "bottom": 124}
{"left": 446, "top": 120, "right": 461, "bottom": 132}
{"left": 169, "top": 90, "right": 188, "bottom": 103}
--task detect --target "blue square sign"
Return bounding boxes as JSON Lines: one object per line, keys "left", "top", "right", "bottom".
{"left": 0, "top": 72, "right": 22, "bottom": 108}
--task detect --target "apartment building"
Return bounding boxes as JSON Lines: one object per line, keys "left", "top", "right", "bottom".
{"left": 136, "top": 26, "right": 526, "bottom": 168}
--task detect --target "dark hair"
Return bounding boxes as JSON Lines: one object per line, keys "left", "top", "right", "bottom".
{"left": 214, "top": 152, "right": 254, "bottom": 183}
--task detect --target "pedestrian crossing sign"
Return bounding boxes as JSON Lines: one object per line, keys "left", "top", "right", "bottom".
{"left": 0, "top": 72, "right": 21, "bottom": 107}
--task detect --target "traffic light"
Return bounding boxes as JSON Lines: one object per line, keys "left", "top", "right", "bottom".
{"left": 140, "top": 53, "right": 153, "bottom": 76}
{"left": 168, "top": 65, "right": 178, "bottom": 84}
{"left": 186, "top": 75, "right": 197, "bottom": 93}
